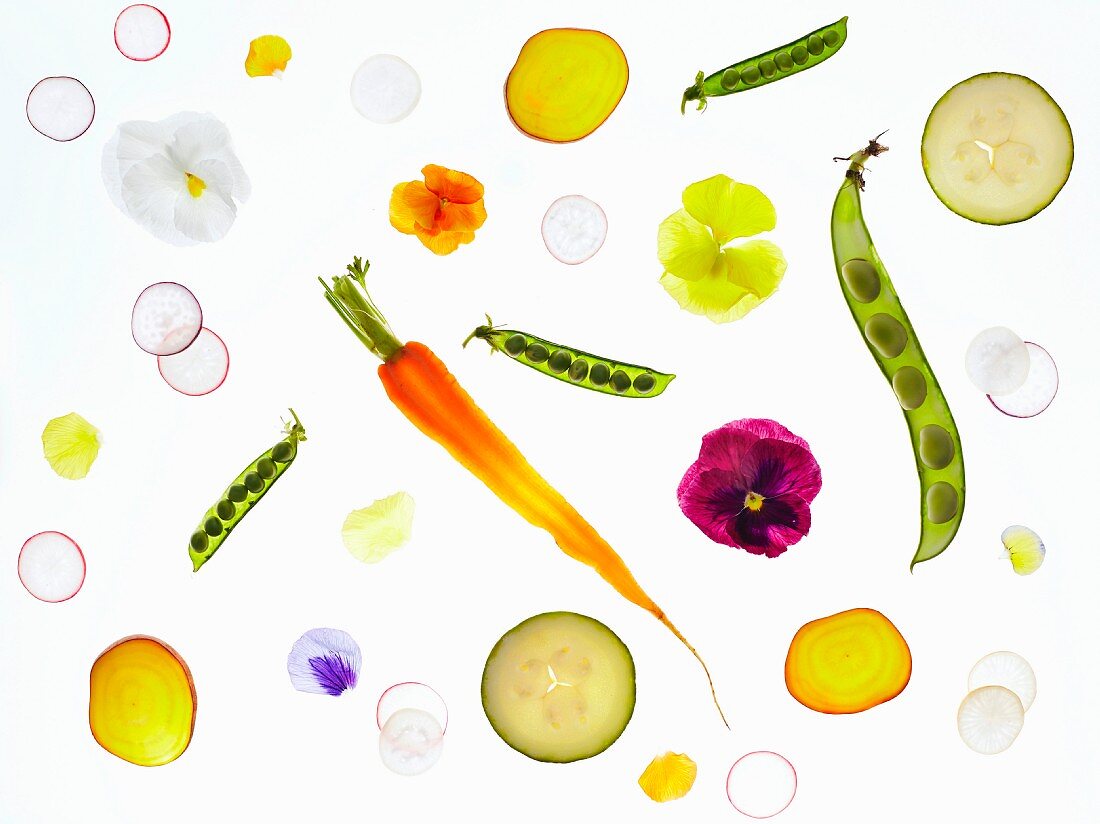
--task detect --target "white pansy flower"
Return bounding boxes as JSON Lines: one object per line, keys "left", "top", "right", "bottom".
{"left": 102, "top": 112, "right": 250, "bottom": 245}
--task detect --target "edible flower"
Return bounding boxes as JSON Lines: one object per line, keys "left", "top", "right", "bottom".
{"left": 287, "top": 628, "right": 361, "bottom": 697}
{"left": 1000, "top": 525, "right": 1045, "bottom": 575}
{"left": 42, "top": 412, "right": 100, "bottom": 480}
{"left": 638, "top": 752, "right": 698, "bottom": 802}
{"left": 341, "top": 491, "right": 415, "bottom": 563}
{"left": 389, "top": 164, "right": 487, "bottom": 255}
{"left": 245, "top": 35, "right": 292, "bottom": 77}
{"left": 658, "top": 174, "right": 786, "bottom": 322}
{"left": 678, "top": 418, "right": 821, "bottom": 557}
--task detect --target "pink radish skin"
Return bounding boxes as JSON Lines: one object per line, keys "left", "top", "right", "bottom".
{"left": 132, "top": 282, "right": 202, "bottom": 356}
{"left": 988, "top": 342, "right": 1059, "bottom": 419}
{"left": 158, "top": 327, "right": 229, "bottom": 396}
{"left": 377, "top": 682, "right": 448, "bottom": 734}
{"left": 726, "top": 751, "right": 797, "bottom": 819}
{"left": 26, "top": 77, "right": 94, "bottom": 142}
{"left": 114, "top": 5, "right": 171, "bottom": 61}
{"left": 18, "top": 531, "right": 86, "bottom": 603}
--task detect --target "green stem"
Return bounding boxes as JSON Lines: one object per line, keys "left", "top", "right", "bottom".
{"left": 680, "top": 71, "right": 706, "bottom": 114}
{"left": 318, "top": 257, "right": 404, "bottom": 362}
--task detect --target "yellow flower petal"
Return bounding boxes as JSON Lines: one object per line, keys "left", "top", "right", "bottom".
{"left": 660, "top": 268, "right": 761, "bottom": 324}
{"left": 1001, "top": 525, "right": 1045, "bottom": 575}
{"left": 42, "top": 412, "right": 100, "bottom": 480}
{"left": 342, "top": 492, "right": 415, "bottom": 563}
{"left": 682, "top": 175, "right": 776, "bottom": 245}
{"left": 657, "top": 209, "right": 718, "bottom": 282}
{"left": 638, "top": 752, "right": 697, "bottom": 803}
{"left": 722, "top": 240, "right": 787, "bottom": 298}
{"left": 245, "top": 35, "right": 292, "bottom": 77}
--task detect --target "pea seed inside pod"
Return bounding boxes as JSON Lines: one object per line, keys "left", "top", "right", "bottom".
{"left": 720, "top": 68, "right": 739, "bottom": 90}
{"left": 759, "top": 58, "right": 777, "bottom": 79}
{"left": 256, "top": 457, "right": 277, "bottom": 479}
{"left": 271, "top": 441, "right": 296, "bottom": 463}
{"left": 609, "top": 370, "right": 631, "bottom": 394}
{"left": 244, "top": 472, "right": 265, "bottom": 493}
{"left": 892, "top": 366, "right": 928, "bottom": 410}
{"left": 589, "top": 362, "right": 611, "bottom": 386}
{"left": 775, "top": 52, "right": 794, "bottom": 71}
{"left": 633, "top": 373, "right": 657, "bottom": 394}
{"left": 204, "top": 516, "right": 224, "bottom": 537}
{"left": 823, "top": 29, "right": 840, "bottom": 47}
{"left": 841, "top": 259, "right": 881, "bottom": 303}
{"left": 525, "top": 342, "right": 549, "bottom": 364}
{"left": 918, "top": 425, "right": 955, "bottom": 470}
{"left": 568, "top": 359, "right": 589, "bottom": 382}
{"left": 190, "top": 531, "right": 209, "bottom": 552}
{"left": 503, "top": 334, "right": 527, "bottom": 357}
{"left": 926, "top": 482, "right": 959, "bottom": 523}
{"left": 216, "top": 499, "right": 236, "bottom": 520}
{"left": 791, "top": 45, "right": 809, "bottom": 64}
{"left": 864, "top": 314, "right": 909, "bottom": 358}
{"left": 227, "top": 483, "right": 248, "bottom": 503}
{"left": 547, "top": 350, "right": 573, "bottom": 374}
{"left": 807, "top": 34, "right": 825, "bottom": 55}
{"left": 740, "top": 65, "right": 761, "bottom": 84}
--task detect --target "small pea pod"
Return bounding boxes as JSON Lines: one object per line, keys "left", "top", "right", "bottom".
{"left": 830, "top": 137, "right": 965, "bottom": 570}
{"left": 683, "top": 16, "right": 848, "bottom": 113}
{"left": 463, "top": 318, "right": 675, "bottom": 398}
{"left": 189, "top": 410, "right": 307, "bottom": 572}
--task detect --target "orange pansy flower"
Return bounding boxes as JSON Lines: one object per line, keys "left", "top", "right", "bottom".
{"left": 389, "top": 164, "right": 487, "bottom": 255}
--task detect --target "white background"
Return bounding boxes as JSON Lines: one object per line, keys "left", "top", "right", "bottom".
{"left": 2, "top": 0, "right": 1098, "bottom": 821}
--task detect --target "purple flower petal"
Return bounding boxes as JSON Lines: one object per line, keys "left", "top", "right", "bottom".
{"left": 731, "top": 492, "right": 812, "bottom": 557}
{"left": 739, "top": 438, "right": 822, "bottom": 502}
{"left": 288, "top": 628, "right": 362, "bottom": 696}
{"left": 677, "top": 466, "right": 748, "bottom": 547}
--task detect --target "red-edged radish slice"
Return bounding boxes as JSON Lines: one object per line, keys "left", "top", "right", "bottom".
{"left": 26, "top": 77, "right": 94, "bottom": 142}
{"left": 726, "top": 751, "right": 797, "bottom": 819}
{"left": 132, "top": 282, "right": 202, "bottom": 356}
{"left": 969, "top": 651, "right": 1036, "bottom": 712}
{"left": 958, "top": 685, "right": 1024, "bottom": 754}
{"left": 378, "top": 708, "right": 444, "bottom": 776}
{"left": 988, "top": 342, "right": 1058, "bottom": 418}
{"left": 350, "top": 54, "right": 421, "bottom": 124}
{"left": 377, "top": 682, "right": 448, "bottom": 734}
{"left": 158, "top": 327, "right": 228, "bottom": 396}
{"left": 18, "top": 531, "right": 86, "bottom": 602}
{"left": 541, "top": 195, "right": 607, "bottom": 265}
{"left": 114, "top": 5, "right": 170, "bottom": 61}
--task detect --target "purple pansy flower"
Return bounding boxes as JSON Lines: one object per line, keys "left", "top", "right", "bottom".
{"left": 677, "top": 418, "right": 822, "bottom": 558}
{"left": 287, "top": 628, "right": 361, "bottom": 696}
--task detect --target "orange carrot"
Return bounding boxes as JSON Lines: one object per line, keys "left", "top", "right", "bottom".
{"left": 320, "top": 258, "right": 726, "bottom": 726}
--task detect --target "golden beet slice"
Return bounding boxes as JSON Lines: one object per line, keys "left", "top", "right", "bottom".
{"left": 89, "top": 635, "right": 196, "bottom": 766}
{"left": 784, "top": 608, "right": 911, "bottom": 714}
{"left": 505, "top": 28, "right": 628, "bottom": 143}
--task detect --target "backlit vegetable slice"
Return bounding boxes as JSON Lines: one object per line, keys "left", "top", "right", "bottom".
{"left": 1000, "top": 525, "right": 1045, "bottom": 575}
{"left": 18, "top": 531, "right": 85, "bottom": 602}
{"left": 541, "top": 195, "right": 608, "bottom": 264}
{"left": 379, "top": 708, "right": 444, "bottom": 775}
{"left": 42, "top": 412, "right": 100, "bottom": 479}
{"left": 965, "top": 327, "right": 1029, "bottom": 394}
{"left": 638, "top": 751, "right": 697, "bottom": 803}
{"left": 988, "top": 342, "right": 1058, "bottom": 418}
{"left": 341, "top": 491, "right": 415, "bottom": 563}
{"left": 157, "top": 327, "right": 229, "bottom": 395}
{"left": 957, "top": 685, "right": 1024, "bottom": 754}
{"left": 350, "top": 55, "right": 421, "bottom": 124}
{"left": 726, "top": 751, "right": 797, "bottom": 818}
{"left": 969, "top": 651, "right": 1036, "bottom": 711}
{"left": 114, "top": 5, "right": 170, "bottom": 61}
{"left": 132, "top": 282, "right": 202, "bottom": 356}
{"left": 26, "top": 77, "right": 94, "bottom": 141}
{"left": 377, "top": 682, "right": 448, "bottom": 733}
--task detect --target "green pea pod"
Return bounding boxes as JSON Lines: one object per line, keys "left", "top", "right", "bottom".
{"left": 830, "top": 138, "right": 965, "bottom": 570}
{"left": 464, "top": 318, "right": 675, "bottom": 398}
{"left": 188, "top": 410, "right": 307, "bottom": 572}
{"left": 683, "top": 16, "right": 848, "bottom": 113}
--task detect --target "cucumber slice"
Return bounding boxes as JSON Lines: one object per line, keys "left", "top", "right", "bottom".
{"left": 921, "top": 73, "right": 1072, "bottom": 225}
{"left": 481, "top": 611, "right": 635, "bottom": 763}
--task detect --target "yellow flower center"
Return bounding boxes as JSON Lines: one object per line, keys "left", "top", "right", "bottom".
{"left": 185, "top": 172, "right": 206, "bottom": 198}
{"left": 744, "top": 491, "right": 765, "bottom": 512}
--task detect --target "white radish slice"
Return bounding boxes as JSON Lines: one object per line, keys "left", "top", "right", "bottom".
{"left": 131, "top": 282, "right": 202, "bottom": 356}
{"left": 969, "top": 651, "right": 1037, "bottom": 712}
{"left": 726, "top": 751, "right": 797, "bottom": 819}
{"left": 157, "top": 327, "right": 228, "bottom": 396}
{"left": 18, "top": 531, "right": 85, "bottom": 602}
{"left": 350, "top": 55, "right": 421, "bottom": 124}
{"left": 378, "top": 708, "right": 444, "bottom": 776}
{"left": 988, "top": 342, "right": 1058, "bottom": 418}
{"left": 26, "top": 77, "right": 95, "bottom": 142}
{"left": 958, "top": 685, "right": 1024, "bottom": 754}
{"left": 114, "top": 4, "right": 171, "bottom": 61}
{"left": 377, "top": 682, "right": 448, "bottom": 734}
{"left": 965, "top": 326, "right": 1029, "bottom": 395}
{"left": 541, "top": 195, "right": 608, "bottom": 265}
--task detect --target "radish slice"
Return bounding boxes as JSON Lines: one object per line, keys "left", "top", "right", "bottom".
{"left": 378, "top": 708, "right": 444, "bottom": 776}
{"left": 377, "top": 682, "right": 448, "bottom": 734}
{"left": 114, "top": 5, "right": 170, "bottom": 61}
{"left": 350, "top": 55, "right": 421, "bottom": 124}
{"left": 965, "top": 326, "right": 1029, "bottom": 395}
{"left": 157, "top": 327, "right": 228, "bottom": 396}
{"left": 726, "top": 751, "right": 797, "bottom": 819}
{"left": 18, "top": 531, "right": 85, "bottom": 602}
{"left": 26, "top": 77, "right": 94, "bottom": 142}
{"left": 958, "top": 685, "right": 1024, "bottom": 754}
{"left": 132, "top": 282, "right": 202, "bottom": 356}
{"left": 969, "top": 651, "right": 1036, "bottom": 712}
{"left": 541, "top": 195, "right": 608, "bottom": 265}
{"left": 988, "top": 342, "right": 1058, "bottom": 418}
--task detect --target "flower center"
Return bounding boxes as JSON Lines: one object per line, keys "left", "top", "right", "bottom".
{"left": 744, "top": 491, "right": 765, "bottom": 512}
{"left": 185, "top": 172, "right": 206, "bottom": 198}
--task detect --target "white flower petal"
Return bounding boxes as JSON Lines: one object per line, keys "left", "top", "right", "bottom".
{"left": 121, "top": 155, "right": 195, "bottom": 246}
{"left": 173, "top": 181, "right": 237, "bottom": 243}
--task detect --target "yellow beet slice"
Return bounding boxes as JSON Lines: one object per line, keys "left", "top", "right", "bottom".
{"left": 505, "top": 28, "right": 628, "bottom": 143}
{"left": 89, "top": 636, "right": 196, "bottom": 766}
{"left": 784, "top": 608, "right": 911, "bottom": 714}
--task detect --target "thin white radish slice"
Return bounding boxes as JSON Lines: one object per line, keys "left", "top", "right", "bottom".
{"left": 379, "top": 708, "right": 444, "bottom": 776}
{"left": 988, "top": 342, "right": 1058, "bottom": 418}
{"left": 965, "top": 326, "right": 1029, "bottom": 395}
{"left": 114, "top": 4, "right": 170, "bottom": 61}
{"left": 26, "top": 77, "right": 95, "bottom": 142}
{"left": 969, "top": 651, "right": 1037, "bottom": 712}
{"left": 726, "top": 751, "right": 797, "bottom": 819}
{"left": 958, "top": 685, "right": 1024, "bottom": 754}
{"left": 541, "top": 195, "right": 608, "bottom": 265}
{"left": 377, "top": 682, "right": 448, "bottom": 733}
{"left": 131, "top": 282, "right": 202, "bottom": 356}
{"left": 18, "top": 531, "right": 85, "bottom": 602}
{"left": 350, "top": 55, "right": 421, "bottom": 124}
{"left": 157, "top": 327, "right": 228, "bottom": 396}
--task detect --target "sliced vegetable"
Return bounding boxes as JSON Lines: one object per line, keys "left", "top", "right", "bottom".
{"left": 114, "top": 5, "right": 170, "bottom": 61}
{"left": 989, "top": 342, "right": 1058, "bottom": 418}
{"left": 26, "top": 77, "right": 94, "bottom": 141}
{"left": 42, "top": 412, "right": 100, "bottom": 480}
{"left": 287, "top": 628, "right": 361, "bottom": 696}
{"left": 958, "top": 685, "right": 1024, "bottom": 754}
{"left": 922, "top": 73, "right": 1073, "bottom": 225}
{"left": 131, "top": 282, "right": 202, "bottom": 356}
{"left": 505, "top": 29, "right": 628, "bottom": 143}
{"left": 541, "top": 195, "right": 607, "bottom": 264}
{"left": 965, "top": 327, "right": 1029, "bottom": 395}
{"left": 158, "top": 327, "right": 229, "bottom": 395}
{"left": 379, "top": 708, "right": 444, "bottom": 775}
{"left": 245, "top": 35, "right": 291, "bottom": 77}
{"left": 726, "top": 751, "right": 797, "bottom": 819}
{"left": 18, "top": 531, "right": 85, "bottom": 602}
{"left": 350, "top": 54, "right": 421, "bottom": 124}
{"left": 342, "top": 491, "right": 415, "bottom": 563}
{"left": 1000, "top": 525, "right": 1045, "bottom": 575}
{"left": 638, "top": 752, "right": 697, "bottom": 803}
{"left": 969, "top": 651, "right": 1036, "bottom": 711}
{"left": 377, "top": 682, "right": 448, "bottom": 733}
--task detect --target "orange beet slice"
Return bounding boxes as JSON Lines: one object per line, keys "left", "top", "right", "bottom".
{"left": 89, "top": 636, "right": 196, "bottom": 766}
{"left": 784, "top": 608, "right": 911, "bottom": 714}
{"left": 505, "top": 28, "right": 628, "bottom": 143}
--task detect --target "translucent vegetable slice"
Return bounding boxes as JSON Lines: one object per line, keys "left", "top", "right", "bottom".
{"left": 26, "top": 77, "right": 94, "bottom": 141}
{"left": 969, "top": 651, "right": 1036, "bottom": 711}
{"left": 379, "top": 708, "right": 444, "bottom": 775}
{"left": 350, "top": 55, "right": 421, "bottom": 124}
{"left": 988, "top": 342, "right": 1058, "bottom": 418}
{"left": 114, "top": 5, "right": 170, "bottom": 61}
{"left": 377, "top": 682, "right": 448, "bottom": 733}
{"left": 1000, "top": 525, "right": 1045, "bottom": 575}
{"left": 541, "top": 195, "right": 608, "bottom": 264}
{"left": 341, "top": 491, "right": 415, "bottom": 563}
{"left": 957, "top": 685, "right": 1024, "bottom": 754}
{"left": 131, "top": 282, "right": 202, "bottom": 356}
{"left": 157, "top": 327, "right": 229, "bottom": 395}
{"left": 638, "top": 752, "right": 697, "bottom": 803}
{"left": 18, "top": 531, "right": 85, "bottom": 602}
{"left": 42, "top": 412, "right": 100, "bottom": 479}
{"left": 965, "top": 327, "right": 1029, "bottom": 394}
{"left": 726, "top": 751, "right": 797, "bottom": 818}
